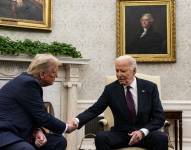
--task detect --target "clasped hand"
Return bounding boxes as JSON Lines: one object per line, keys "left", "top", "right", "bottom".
{"left": 34, "top": 130, "right": 47, "bottom": 148}
{"left": 66, "top": 118, "right": 79, "bottom": 133}
{"left": 128, "top": 130, "right": 144, "bottom": 146}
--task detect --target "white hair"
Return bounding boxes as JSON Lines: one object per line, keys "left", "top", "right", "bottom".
{"left": 115, "top": 55, "right": 137, "bottom": 71}
{"left": 141, "top": 13, "right": 154, "bottom": 23}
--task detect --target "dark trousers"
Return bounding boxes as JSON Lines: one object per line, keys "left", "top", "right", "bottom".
{"left": 2, "top": 133, "right": 67, "bottom": 150}
{"left": 95, "top": 130, "right": 168, "bottom": 150}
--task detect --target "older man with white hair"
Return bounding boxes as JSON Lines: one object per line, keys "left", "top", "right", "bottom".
{"left": 71, "top": 55, "right": 168, "bottom": 150}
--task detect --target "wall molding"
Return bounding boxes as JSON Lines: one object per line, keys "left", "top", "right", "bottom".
{"left": 162, "top": 100, "right": 191, "bottom": 110}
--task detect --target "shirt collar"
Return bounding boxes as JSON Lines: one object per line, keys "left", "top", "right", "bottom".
{"left": 123, "top": 77, "right": 137, "bottom": 89}
{"left": 143, "top": 28, "right": 147, "bottom": 32}
{"left": 130, "top": 77, "right": 137, "bottom": 89}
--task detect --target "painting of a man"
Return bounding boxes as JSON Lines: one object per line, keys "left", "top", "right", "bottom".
{"left": 127, "top": 13, "right": 166, "bottom": 54}
{"left": 0, "top": 0, "right": 43, "bottom": 21}
{"left": 125, "top": 6, "right": 167, "bottom": 55}
{"left": 117, "top": 0, "right": 175, "bottom": 62}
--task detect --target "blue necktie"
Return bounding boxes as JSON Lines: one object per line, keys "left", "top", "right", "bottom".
{"left": 126, "top": 86, "right": 136, "bottom": 120}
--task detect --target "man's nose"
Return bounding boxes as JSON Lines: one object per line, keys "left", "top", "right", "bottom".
{"left": 117, "top": 72, "right": 122, "bottom": 76}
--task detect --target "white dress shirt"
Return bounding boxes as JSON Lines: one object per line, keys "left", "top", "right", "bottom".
{"left": 124, "top": 77, "right": 149, "bottom": 136}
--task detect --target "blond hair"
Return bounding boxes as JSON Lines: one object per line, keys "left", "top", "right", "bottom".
{"left": 27, "top": 54, "right": 61, "bottom": 77}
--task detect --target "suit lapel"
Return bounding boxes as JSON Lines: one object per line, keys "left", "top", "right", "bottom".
{"left": 114, "top": 81, "right": 128, "bottom": 112}
{"left": 117, "top": 81, "right": 127, "bottom": 105}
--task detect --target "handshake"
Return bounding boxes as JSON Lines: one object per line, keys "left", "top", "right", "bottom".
{"left": 66, "top": 118, "right": 79, "bottom": 133}
{"left": 33, "top": 118, "right": 79, "bottom": 148}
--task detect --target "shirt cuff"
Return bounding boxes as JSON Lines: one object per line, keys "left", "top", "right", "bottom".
{"left": 64, "top": 124, "right": 68, "bottom": 134}
{"left": 140, "top": 128, "right": 149, "bottom": 137}
{"left": 75, "top": 118, "right": 80, "bottom": 125}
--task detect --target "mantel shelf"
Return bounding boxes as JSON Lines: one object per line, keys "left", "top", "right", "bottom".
{"left": 0, "top": 55, "right": 90, "bottom": 65}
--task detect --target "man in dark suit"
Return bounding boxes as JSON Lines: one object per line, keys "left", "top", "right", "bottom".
{"left": 71, "top": 55, "right": 168, "bottom": 150}
{"left": 0, "top": 54, "right": 72, "bottom": 150}
{"left": 126, "top": 13, "right": 166, "bottom": 54}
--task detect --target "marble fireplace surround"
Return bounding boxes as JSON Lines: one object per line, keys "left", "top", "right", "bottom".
{"left": 0, "top": 55, "right": 89, "bottom": 150}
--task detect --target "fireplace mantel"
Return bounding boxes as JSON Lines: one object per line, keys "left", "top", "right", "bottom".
{"left": 0, "top": 55, "right": 89, "bottom": 64}
{"left": 0, "top": 55, "right": 89, "bottom": 150}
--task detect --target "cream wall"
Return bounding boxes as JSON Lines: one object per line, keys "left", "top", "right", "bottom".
{"left": 1, "top": 0, "right": 191, "bottom": 101}
{"left": 0, "top": 0, "right": 191, "bottom": 148}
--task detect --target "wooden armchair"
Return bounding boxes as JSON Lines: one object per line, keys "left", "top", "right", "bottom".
{"left": 44, "top": 101, "right": 54, "bottom": 116}
{"left": 98, "top": 74, "right": 174, "bottom": 150}
{"left": 42, "top": 101, "right": 55, "bottom": 133}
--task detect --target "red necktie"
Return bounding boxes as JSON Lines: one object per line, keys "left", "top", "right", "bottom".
{"left": 126, "top": 86, "right": 136, "bottom": 120}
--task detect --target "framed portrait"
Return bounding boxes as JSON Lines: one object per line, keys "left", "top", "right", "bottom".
{"left": 117, "top": 0, "right": 176, "bottom": 62}
{"left": 0, "top": 0, "right": 52, "bottom": 31}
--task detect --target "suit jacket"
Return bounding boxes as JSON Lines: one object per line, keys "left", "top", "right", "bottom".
{"left": 77, "top": 78, "right": 165, "bottom": 133}
{"left": 0, "top": 72, "right": 66, "bottom": 147}
{"left": 126, "top": 27, "right": 166, "bottom": 54}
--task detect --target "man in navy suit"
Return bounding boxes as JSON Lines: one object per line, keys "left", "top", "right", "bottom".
{"left": 0, "top": 54, "right": 72, "bottom": 150}
{"left": 71, "top": 55, "right": 168, "bottom": 150}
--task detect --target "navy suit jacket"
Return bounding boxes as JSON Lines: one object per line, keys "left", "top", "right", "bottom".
{"left": 77, "top": 78, "right": 165, "bottom": 133}
{"left": 0, "top": 72, "right": 66, "bottom": 147}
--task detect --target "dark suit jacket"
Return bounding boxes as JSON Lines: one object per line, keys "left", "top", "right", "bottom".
{"left": 0, "top": 72, "right": 66, "bottom": 147}
{"left": 126, "top": 27, "right": 166, "bottom": 54}
{"left": 77, "top": 78, "right": 165, "bottom": 133}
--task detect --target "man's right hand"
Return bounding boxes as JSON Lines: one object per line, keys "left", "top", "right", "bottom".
{"left": 34, "top": 129, "right": 47, "bottom": 148}
{"left": 66, "top": 118, "right": 79, "bottom": 133}
{"left": 128, "top": 130, "right": 144, "bottom": 146}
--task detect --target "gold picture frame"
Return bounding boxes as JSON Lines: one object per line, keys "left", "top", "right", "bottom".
{"left": 117, "top": 0, "right": 176, "bottom": 62}
{"left": 0, "top": 0, "right": 52, "bottom": 31}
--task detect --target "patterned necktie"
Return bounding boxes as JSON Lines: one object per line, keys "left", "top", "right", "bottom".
{"left": 126, "top": 86, "right": 136, "bottom": 120}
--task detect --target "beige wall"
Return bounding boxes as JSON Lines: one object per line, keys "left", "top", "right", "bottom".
{"left": 0, "top": 0, "right": 191, "bottom": 101}
{"left": 1, "top": 0, "right": 191, "bottom": 149}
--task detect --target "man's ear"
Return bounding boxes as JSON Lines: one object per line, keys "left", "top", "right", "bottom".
{"left": 39, "top": 72, "right": 45, "bottom": 79}
{"left": 134, "top": 68, "right": 136, "bottom": 73}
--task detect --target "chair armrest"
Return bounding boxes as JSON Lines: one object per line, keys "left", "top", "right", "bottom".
{"left": 44, "top": 101, "right": 54, "bottom": 116}
{"left": 98, "top": 118, "right": 108, "bottom": 127}
{"left": 163, "top": 120, "right": 174, "bottom": 149}
{"left": 164, "top": 120, "right": 170, "bottom": 133}
{"left": 42, "top": 102, "right": 55, "bottom": 133}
